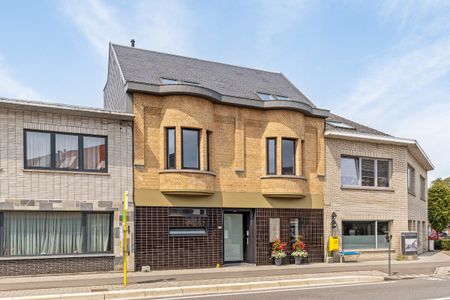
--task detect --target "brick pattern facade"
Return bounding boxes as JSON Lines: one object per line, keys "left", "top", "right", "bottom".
{"left": 0, "top": 256, "right": 114, "bottom": 276}
{"left": 324, "top": 137, "right": 429, "bottom": 260}
{"left": 135, "top": 207, "right": 223, "bottom": 271}
{"left": 0, "top": 105, "right": 134, "bottom": 274}
{"left": 255, "top": 208, "right": 324, "bottom": 265}
{"left": 135, "top": 207, "right": 323, "bottom": 271}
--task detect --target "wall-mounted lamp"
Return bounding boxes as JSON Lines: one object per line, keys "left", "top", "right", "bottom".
{"left": 331, "top": 212, "right": 338, "bottom": 229}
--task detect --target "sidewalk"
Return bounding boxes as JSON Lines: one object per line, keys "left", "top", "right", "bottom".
{"left": 0, "top": 252, "right": 448, "bottom": 299}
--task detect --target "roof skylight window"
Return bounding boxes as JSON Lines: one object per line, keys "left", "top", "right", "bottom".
{"left": 160, "top": 78, "right": 178, "bottom": 85}
{"left": 256, "top": 93, "right": 275, "bottom": 100}
{"left": 274, "top": 95, "right": 290, "bottom": 100}
{"left": 327, "top": 121, "right": 355, "bottom": 130}
{"left": 183, "top": 80, "right": 200, "bottom": 85}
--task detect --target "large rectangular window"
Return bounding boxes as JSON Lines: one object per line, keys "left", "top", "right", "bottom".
{"left": 408, "top": 164, "right": 415, "bottom": 195}
{"left": 181, "top": 128, "right": 200, "bottom": 169}
{"left": 0, "top": 212, "right": 112, "bottom": 256}
{"left": 282, "top": 138, "right": 296, "bottom": 175}
{"left": 24, "top": 130, "right": 107, "bottom": 173}
{"left": 166, "top": 128, "right": 176, "bottom": 169}
{"left": 341, "top": 156, "right": 391, "bottom": 188}
{"left": 342, "top": 220, "right": 390, "bottom": 250}
{"left": 266, "top": 138, "right": 276, "bottom": 175}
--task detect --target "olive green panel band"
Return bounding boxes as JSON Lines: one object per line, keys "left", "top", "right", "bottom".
{"left": 134, "top": 189, "right": 324, "bottom": 209}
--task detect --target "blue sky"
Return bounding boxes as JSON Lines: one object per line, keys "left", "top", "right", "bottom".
{"left": 0, "top": 0, "right": 449, "bottom": 180}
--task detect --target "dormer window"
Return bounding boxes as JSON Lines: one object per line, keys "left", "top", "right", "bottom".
{"left": 160, "top": 78, "right": 178, "bottom": 85}
{"left": 327, "top": 121, "right": 355, "bottom": 130}
{"left": 256, "top": 93, "right": 275, "bottom": 100}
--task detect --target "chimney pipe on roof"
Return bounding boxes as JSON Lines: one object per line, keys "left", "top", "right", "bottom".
{"left": 130, "top": 39, "right": 135, "bottom": 47}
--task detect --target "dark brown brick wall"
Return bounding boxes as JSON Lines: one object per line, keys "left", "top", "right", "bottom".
{"left": 135, "top": 207, "right": 223, "bottom": 271}
{"left": 255, "top": 208, "right": 324, "bottom": 265}
{"left": 0, "top": 256, "right": 114, "bottom": 276}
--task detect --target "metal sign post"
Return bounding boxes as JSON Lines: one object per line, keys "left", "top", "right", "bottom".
{"left": 386, "top": 234, "right": 392, "bottom": 276}
{"left": 123, "top": 191, "right": 128, "bottom": 286}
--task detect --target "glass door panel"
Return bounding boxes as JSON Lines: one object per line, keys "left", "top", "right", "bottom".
{"left": 224, "top": 214, "right": 243, "bottom": 262}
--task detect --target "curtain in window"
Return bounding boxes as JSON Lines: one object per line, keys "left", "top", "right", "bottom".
{"left": 55, "top": 134, "right": 79, "bottom": 169}
{"left": 25, "top": 131, "right": 51, "bottom": 168}
{"left": 83, "top": 136, "right": 106, "bottom": 171}
{"left": 86, "top": 214, "right": 111, "bottom": 252}
{"left": 3, "top": 212, "right": 83, "bottom": 256}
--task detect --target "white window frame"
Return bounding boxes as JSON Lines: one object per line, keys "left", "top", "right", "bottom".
{"left": 341, "top": 156, "right": 392, "bottom": 188}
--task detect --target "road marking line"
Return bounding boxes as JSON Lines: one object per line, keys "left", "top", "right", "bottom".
{"left": 154, "top": 281, "right": 397, "bottom": 300}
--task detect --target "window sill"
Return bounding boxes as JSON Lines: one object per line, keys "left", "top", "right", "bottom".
{"left": 0, "top": 253, "right": 114, "bottom": 261}
{"left": 159, "top": 169, "right": 216, "bottom": 176}
{"left": 22, "top": 168, "right": 110, "bottom": 176}
{"left": 408, "top": 191, "right": 416, "bottom": 197}
{"left": 343, "top": 248, "right": 393, "bottom": 253}
{"left": 260, "top": 175, "right": 308, "bottom": 180}
{"left": 341, "top": 185, "right": 394, "bottom": 192}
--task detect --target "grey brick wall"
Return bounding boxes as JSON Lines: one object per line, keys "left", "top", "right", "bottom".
{"left": 0, "top": 106, "right": 134, "bottom": 274}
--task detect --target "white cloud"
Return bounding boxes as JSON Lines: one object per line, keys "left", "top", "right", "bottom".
{"left": 336, "top": 2, "right": 450, "bottom": 180}
{"left": 0, "top": 58, "right": 40, "bottom": 99}
{"left": 60, "top": 0, "right": 195, "bottom": 57}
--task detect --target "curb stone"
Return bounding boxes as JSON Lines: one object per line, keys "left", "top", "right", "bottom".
{"left": 0, "top": 275, "right": 385, "bottom": 300}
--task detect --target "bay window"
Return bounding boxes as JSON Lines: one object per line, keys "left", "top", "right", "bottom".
{"left": 281, "top": 138, "right": 296, "bottom": 175}
{"left": 0, "top": 212, "right": 112, "bottom": 256}
{"left": 266, "top": 138, "right": 276, "bottom": 175}
{"left": 165, "top": 128, "right": 176, "bottom": 169}
{"left": 342, "top": 220, "right": 390, "bottom": 250}
{"left": 181, "top": 128, "right": 200, "bottom": 169}
{"left": 24, "top": 130, "right": 107, "bottom": 172}
{"left": 341, "top": 156, "right": 391, "bottom": 188}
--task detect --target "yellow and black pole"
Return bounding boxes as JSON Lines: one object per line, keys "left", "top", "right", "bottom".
{"left": 123, "top": 191, "right": 128, "bottom": 286}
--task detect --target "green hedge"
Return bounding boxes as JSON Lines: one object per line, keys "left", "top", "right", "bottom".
{"left": 435, "top": 239, "right": 450, "bottom": 250}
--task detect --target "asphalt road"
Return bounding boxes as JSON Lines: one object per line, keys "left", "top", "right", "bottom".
{"left": 153, "top": 277, "right": 450, "bottom": 300}
{"left": 0, "top": 261, "right": 449, "bottom": 291}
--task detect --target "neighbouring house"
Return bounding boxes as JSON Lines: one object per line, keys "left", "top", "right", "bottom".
{"left": 0, "top": 98, "right": 134, "bottom": 276}
{"left": 323, "top": 114, "right": 433, "bottom": 261}
{"left": 104, "top": 43, "right": 329, "bottom": 270}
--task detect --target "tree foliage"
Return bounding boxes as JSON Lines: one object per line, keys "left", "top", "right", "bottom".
{"left": 428, "top": 179, "right": 450, "bottom": 233}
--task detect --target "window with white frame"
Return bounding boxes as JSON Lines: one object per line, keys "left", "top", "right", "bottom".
{"left": 341, "top": 156, "right": 391, "bottom": 188}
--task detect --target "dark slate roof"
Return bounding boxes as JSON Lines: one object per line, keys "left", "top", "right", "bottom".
{"left": 111, "top": 44, "right": 316, "bottom": 107}
{"left": 326, "top": 113, "right": 391, "bottom": 137}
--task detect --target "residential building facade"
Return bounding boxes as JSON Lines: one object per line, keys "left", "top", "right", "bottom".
{"left": 104, "top": 44, "right": 329, "bottom": 270}
{"left": 0, "top": 98, "right": 134, "bottom": 276}
{"left": 323, "top": 115, "right": 433, "bottom": 261}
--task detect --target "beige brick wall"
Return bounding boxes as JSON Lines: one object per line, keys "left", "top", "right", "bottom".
{"left": 0, "top": 106, "right": 134, "bottom": 270}
{"left": 133, "top": 93, "right": 325, "bottom": 209}
{"left": 324, "top": 137, "right": 409, "bottom": 259}
{"left": 407, "top": 151, "right": 428, "bottom": 253}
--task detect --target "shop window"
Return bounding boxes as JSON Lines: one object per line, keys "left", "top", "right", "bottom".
{"left": 342, "top": 220, "right": 390, "bottom": 250}
{"left": 289, "top": 218, "right": 299, "bottom": 244}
